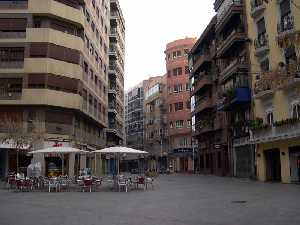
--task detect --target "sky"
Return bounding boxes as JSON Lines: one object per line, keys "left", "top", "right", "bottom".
{"left": 118, "top": 0, "right": 216, "bottom": 90}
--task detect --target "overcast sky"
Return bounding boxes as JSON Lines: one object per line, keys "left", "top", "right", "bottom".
{"left": 118, "top": 0, "right": 216, "bottom": 90}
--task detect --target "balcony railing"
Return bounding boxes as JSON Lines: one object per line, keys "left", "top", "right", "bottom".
{"left": 254, "top": 64, "right": 300, "bottom": 98}
{"left": 251, "top": 120, "right": 300, "bottom": 144}
{"left": 0, "top": 32, "right": 26, "bottom": 39}
{"left": 0, "top": 61, "right": 24, "bottom": 69}
{"left": 277, "top": 14, "right": 294, "bottom": 34}
{"left": 193, "top": 120, "right": 214, "bottom": 136}
{"left": 192, "top": 74, "right": 212, "bottom": 95}
{"left": 0, "top": 0, "right": 28, "bottom": 9}
{"left": 216, "top": 0, "right": 242, "bottom": 29}
{"left": 0, "top": 91, "right": 22, "bottom": 100}
{"left": 193, "top": 97, "right": 213, "bottom": 114}
{"left": 217, "top": 28, "right": 246, "bottom": 57}
{"left": 219, "top": 56, "right": 248, "bottom": 82}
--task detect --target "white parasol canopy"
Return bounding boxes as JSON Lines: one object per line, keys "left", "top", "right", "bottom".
{"left": 93, "top": 146, "right": 148, "bottom": 154}
{"left": 28, "top": 147, "right": 88, "bottom": 154}
{"left": 93, "top": 147, "right": 148, "bottom": 175}
{"left": 28, "top": 147, "right": 88, "bottom": 175}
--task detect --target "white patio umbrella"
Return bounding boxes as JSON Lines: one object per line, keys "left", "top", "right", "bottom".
{"left": 93, "top": 147, "right": 148, "bottom": 174}
{"left": 28, "top": 147, "right": 88, "bottom": 175}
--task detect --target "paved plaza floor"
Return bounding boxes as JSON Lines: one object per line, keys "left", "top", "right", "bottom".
{"left": 0, "top": 174, "right": 299, "bottom": 225}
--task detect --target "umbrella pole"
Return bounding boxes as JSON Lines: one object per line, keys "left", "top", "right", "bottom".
{"left": 94, "top": 153, "right": 97, "bottom": 175}
{"left": 61, "top": 153, "right": 64, "bottom": 176}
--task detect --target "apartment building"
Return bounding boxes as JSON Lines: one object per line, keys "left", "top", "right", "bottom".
{"left": 247, "top": 0, "right": 300, "bottom": 183}
{"left": 0, "top": 0, "right": 111, "bottom": 177}
{"left": 190, "top": 17, "right": 231, "bottom": 176}
{"left": 143, "top": 75, "right": 168, "bottom": 171}
{"left": 125, "top": 81, "right": 145, "bottom": 150}
{"left": 213, "top": 0, "right": 254, "bottom": 178}
{"left": 107, "top": 0, "right": 125, "bottom": 147}
{"left": 165, "top": 38, "right": 196, "bottom": 173}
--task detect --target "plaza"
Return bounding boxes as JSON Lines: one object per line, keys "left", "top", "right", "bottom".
{"left": 0, "top": 174, "right": 299, "bottom": 225}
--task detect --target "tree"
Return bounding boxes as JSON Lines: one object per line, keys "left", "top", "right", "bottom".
{"left": 0, "top": 112, "right": 44, "bottom": 173}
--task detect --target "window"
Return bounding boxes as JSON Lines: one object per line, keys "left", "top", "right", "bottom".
{"left": 292, "top": 102, "right": 300, "bottom": 119}
{"left": 266, "top": 111, "right": 274, "bottom": 125}
{"left": 85, "top": 10, "right": 90, "bottom": 22}
{"left": 175, "top": 120, "right": 184, "bottom": 128}
{"left": 173, "top": 51, "right": 177, "bottom": 59}
{"left": 184, "top": 49, "right": 189, "bottom": 56}
{"left": 169, "top": 122, "right": 173, "bottom": 129}
{"left": 173, "top": 84, "right": 183, "bottom": 93}
{"left": 186, "top": 101, "right": 191, "bottom": 109}
{"left": 176, "top": 50, "right": 181, "bottom": 57}
{"left": 257, "top": 18, "right": 266, "bottom": 36}
{"left": 185, "top": 66, "right": 190, "bottom": 74}
{"left": 175, "top": 102, "right": 183, "bottom": 111}
{"left": 167, "top": 54, "right": 171, "bottom": 60}
{"left": 187, "top": 120, "right": 191, "bottom": 128}
{"left": 178, "top": 67, "right": 182, "bottom": 75}
{"left": 91, "top": 22, "right": 95, "bottom": 32}
{"left": 285, "top": 47, "right": 297, "bottom": 65}
{"left": 173, "top": 67, "right": 182, "bottom": 76}
{"left": 169, "top": 104, "right": 172, "bottom": 112}
{"left": 186, "top": 83, "right": 190, "bottom": 91}
{"left": 85, "top": 35, "right": 89, "bottom": 49}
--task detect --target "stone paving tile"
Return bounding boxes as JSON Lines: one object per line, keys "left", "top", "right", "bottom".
{"left": 0, "top": 174, "right": 299, "bottom": 225}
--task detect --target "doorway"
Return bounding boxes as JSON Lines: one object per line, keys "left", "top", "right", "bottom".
{"left": 289, "top": 146, "right": 300, "bottom": 183}
{"left": 264, "top": 149, "right": 281, "bottom": 182}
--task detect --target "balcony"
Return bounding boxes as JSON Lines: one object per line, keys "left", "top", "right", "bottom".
{"left": 0, "top": 61, "right": 24, "bottom": 69}
{"left": 217, "top": 29, "right": 246, "bottom": 57}
{"left": 0, "top": 90, "right": 22, "bottom": 100}
{"left": 28, "top": 0, "right": 84, "bottom": 27}
{"left": 193, "top": 120, "right": 214, "bottom": 137}
{"left": 251, "top": 119, "right": 300, "bottom": 144}
{"left": 0, "top": 31, "right": 26, "bottom": 39}
{"left": 218, "top": 87, "right": 251, "bottom": 111}
{"left": 250, "top": 0, "right": 266, "bottom": 18}
{"left": 193, "top": 97, "right": 213, "bottom": 115}
{"left": 0, "top": 0, "right": 28, "bottom": 9}
{"left": 219, "top": 57, "right": 248, "bottom": 82}
{"left": 192, "top": 51, "right": 211, "bottom": 73}
{"left": 216, "top": 0, "right": 243, "bottom": 32}
{"left": 253, "top": 66, "right": 300, "bottom": 99}
{"left": 254, "top": 33, "right": 269, "bottom": 57}
{"left": 192, "top": 74, "right": 212, "bottom": 95}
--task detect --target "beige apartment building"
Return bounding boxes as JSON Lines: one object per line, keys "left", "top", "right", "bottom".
{"left": 246, "top": 0, "right": 300, "bottom": 183}
{"left": 0, "top": 0, "right": 113, "bottom": 178}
